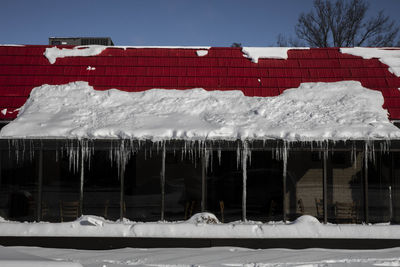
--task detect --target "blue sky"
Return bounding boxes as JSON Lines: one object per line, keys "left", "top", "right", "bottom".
{"left": 1, "top": 0, "right": 400, "bottom": 46}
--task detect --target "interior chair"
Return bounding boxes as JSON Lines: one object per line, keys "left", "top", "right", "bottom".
{"left": 335, "top": 201, "right": 357, "bottom": 223}
{"left": 59, "top": 201, "right": 79, "bottom": 222}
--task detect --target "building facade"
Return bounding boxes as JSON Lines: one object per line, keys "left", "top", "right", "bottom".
{"left": 0, "top": 45, "right": 399, "bottom": 227}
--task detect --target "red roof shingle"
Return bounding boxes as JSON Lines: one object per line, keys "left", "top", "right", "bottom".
{"left": 0, "top": 45, "right": 400, "bottom": 120}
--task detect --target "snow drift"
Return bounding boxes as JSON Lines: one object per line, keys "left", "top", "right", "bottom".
{"left": 1, "top": 80, "right": 399, "bottom": 140}
{"left": 0, "top": 215, "right": 400, "bottom": 239}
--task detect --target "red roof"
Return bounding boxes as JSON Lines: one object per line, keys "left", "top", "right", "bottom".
{"left": 1, "top": 45, "right": 400, "bottom": 120}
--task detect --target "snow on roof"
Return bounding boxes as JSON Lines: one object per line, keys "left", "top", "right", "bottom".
{"left": 196, "top": 50, "right": 208, "bottom": 56}
{"left": 44, "top": 45, "right": 106, "bottom": 64}
{"left": 0, "top": 44, "right": 25, "bottom": 46}
{"left": 44, "top": 45, "right": 312, "bottom": 65}
{"left": 340, "top": 47, "right": 400, "bottom": 77}
{"left": 241, "top": 47, "right": 309, "bottom": 63}
{"left": 1, "top": 80, "right": 399, "bottom": 141}
{"left": 44, "top": 45, "right": 212, "bottom": 64}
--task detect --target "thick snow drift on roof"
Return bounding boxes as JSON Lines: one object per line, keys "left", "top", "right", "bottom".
{"left": 44, "top": 45, "right": 211, "bottom": 64}
{"left": 340, "top": 47, "right": 400, "bottom": 77}
{"left": 1, "top": 80, "right": 399, "bottom": 140}
{"left": 242, "top": 47, "right": 309, "bottom": 63}
{"left": 0, "top": 214, "right": 400, "bottom": 239}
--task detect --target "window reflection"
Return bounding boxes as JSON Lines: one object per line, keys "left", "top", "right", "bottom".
{"left": 0, "top": 151, "right": 38, "bottom": 222}
{"left": 124, "top": 152, "right": 160, "bottom": 222}
{"left": 287, "top": 152, "right": 323, "bottom": 221}
{"left": 42, "top": 151, "right": 80, "bottom": 222}
{"left": 83, "top": 150, "right": 120, "bottom": 221}
{"left": 0, "top": 142, "right": 398, "bottom": 225}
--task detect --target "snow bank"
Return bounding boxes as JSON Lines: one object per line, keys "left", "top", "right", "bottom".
{"left": 13, "top": 245, "right": 400, "bottom": 267}
{"left": 0, "top": 215, "right": 400, "bottom": 239}
{"left": 242, "top": 47, "right": 309, "bottom": 63}
{"left": 44, "top": 45, "right": 211, "bottom": 64}
{"left": 340, "top": 47, "right": 400, "bottom": 77}
{"left": 1, "top": 80, "right": 399, "bottom": 141}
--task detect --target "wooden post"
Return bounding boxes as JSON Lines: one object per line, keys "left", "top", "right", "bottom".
{"left": 282, "top": 156, "right": 287, "bottom": 222}
{"left": 323, "top": 150, "right": 328, "bottom": 224}
{"left": 37, "top": 148, "right": 43, "bottom": 221}
{"left": 390, "top": 153, "right": 394, "bottom": 222}
{"left": 364, "top": 143, "right": 369, "bottom": 224}
{"left": 282, "top": 144, "right": 288, "bottom": 222}
{"left": 201, "top": 150, "right": 207, "bottom": 212}
{"left": 242, "top": 147, "right": 247, "bottom": 222}
{"left": 120, "top": 160, "right": 125, "bottom": 220}
{"left": 160, "top": 144, "right": 166, "bottom": 220}
{"left": 79, "top": 147, "right": 84, "bottom": 217}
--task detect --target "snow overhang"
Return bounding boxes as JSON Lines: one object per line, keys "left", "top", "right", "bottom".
{"left": 1, "top": 80, "right": 399, "bottom": 142}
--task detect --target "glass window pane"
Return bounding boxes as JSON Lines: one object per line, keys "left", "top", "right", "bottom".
{"left": 368, "top": 153, "right": 391, "bottom": 223}
{"left": 0, "top": 150, "right": 38, "bottom": 222}
{"left": 124, "top": 151, "right": 160, "bottom": 222}
{"left": 165, "top": 152, "right": 201, "bottom": 221}
{"left": 246, "top": 151, "right": 282, "bottom": 222}
{"left": 393, "top": 152, "right": 400, "bottom": 224}
{"left": 42, "top": 150, "right": 80, "bottom": 222}
{"left": 287, "top": 151, "right": 323, "bottom": 221}
{"left": 328, "top": 151, "right": 362, "bottom": 223}
{"left": 83, "top": 150, "right": 120, "bottom": 220}
{"left": 207, "top": 151, "right": 242, "bottom": 223}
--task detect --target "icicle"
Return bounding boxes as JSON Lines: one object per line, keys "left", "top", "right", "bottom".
{"left": 351, "top": 141, "right": 357, "bottom": 169}
{"left": 364, "top": 141, "right": 369, "bottom": 172}
{"left": 29, "top": 139, "right": 34, "bottom": 162}
{"left": 236, "top": 142, "right": 241, "bottom": 170}
{"left": 248, "top": 148, "right": 252, "bottom": 167}
{"left": 218, "top": 149, "right": 222, "bottom": 166}
{"left": 282, "top": 141, "right": 288, "bottom": 180}
{"left": 204, "top": 148, "right": 209, "bottom": 172}
{"left": 210, "top": 149, "right": 213, "bottom": 173}
{"left": 22, "top": 139, "right": 26, "bottom": 161}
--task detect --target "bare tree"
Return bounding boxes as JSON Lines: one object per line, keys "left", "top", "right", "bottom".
{"left": 276, "top": 34, "right": 305, "bottom": 47}
{"left": 231, "top": 43, "right": 242, "bottom": 48}
{"left": 289, "top": 0, "right": 399, "bottom": 47}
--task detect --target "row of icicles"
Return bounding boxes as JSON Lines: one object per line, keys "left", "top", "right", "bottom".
{"left": 5, "top": 138, "right": 393, "bottom": 179}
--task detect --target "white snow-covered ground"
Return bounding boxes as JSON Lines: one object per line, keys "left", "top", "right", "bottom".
{"left": 0, "top": 214, "right": 400, "bottom": 239}
{"left": 0, "top": 245, "right": 81, "bottom": 266}
{"left": 8, "top": 245, "right": 400, "bottom": 267}
{"left": 1, "top": 81, "right": 399, "bottom": 141}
